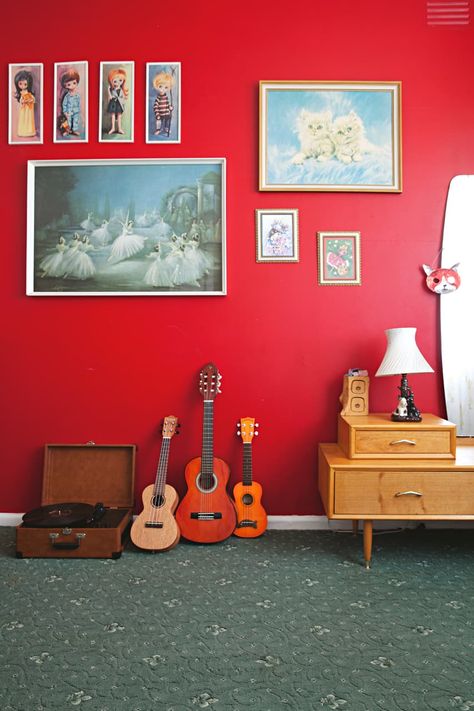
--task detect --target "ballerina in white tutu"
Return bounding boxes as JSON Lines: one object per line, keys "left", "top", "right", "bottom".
{"left": 39, "top": 236, "right": 68, "bottom": 278}
{"left": 144, "top": 244, "right": 175, "bottom": 288}
{"left": 90, "top": 219, "right": 111, "bottom": 248}
{"left": 136, "top": 211, "right": 155, "bottom": 228}
{"left": 80, "top": 212, "right": 96, "bottom": 232}
{"left": 189, "top": 234, "right": 213, "bottom": 275}
{"left": 150, "top": 215, "right": 172, "bottom": 243}
{"left": 169, "top": 240, "right": 202, "bottom": 286}
{"left": 66, "top": 236, "right": 95, "bottom": 280}
{"left": 108, "top": 218, "right": 145, "bottom": 264}
{"left": 62, "top": 234, "right": 82, "bottom": 277}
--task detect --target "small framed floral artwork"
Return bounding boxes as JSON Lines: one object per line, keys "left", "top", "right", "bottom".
{"left": 256, "top": 209, "right": 299, "bottom": 262}
{"left": 146, "top": 62, "right": 181, "bottom": 143}
{"left": 8, "top": 63, "right": 43, "bottom": 144}
{"left": 54, "top": 61, "right": 88, "bottom": 143}
{"left": 99, "top": 61, "right": 134, "bottom": 142}
{"left": 317, "top": 231, "right": 361, "bottom": 285}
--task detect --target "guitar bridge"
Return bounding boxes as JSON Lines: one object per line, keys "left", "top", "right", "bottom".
{"left": 237, "top": 520, "right": 257, "bottom": 528}
{"left": 145, "top": 522, "right": 164, "bottom": 528}
{"left": 190, "top": 512, "right": 222, "bottom": 520}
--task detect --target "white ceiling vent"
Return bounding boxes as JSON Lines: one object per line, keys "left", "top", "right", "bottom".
{"left": 427, "top": 1, "right": 470, "bottom": 25}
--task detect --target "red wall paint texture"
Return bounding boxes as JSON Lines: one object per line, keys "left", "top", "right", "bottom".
{"left": 1, "top": 1, "right": 473, "bottom": 515}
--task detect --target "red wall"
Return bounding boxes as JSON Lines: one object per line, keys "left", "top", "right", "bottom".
{"left": 1, "top": 0, "right": 473, "bottom": 515}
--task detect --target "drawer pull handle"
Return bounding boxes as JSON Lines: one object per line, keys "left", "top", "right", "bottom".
{"left": 390, "top": 439, "right": 416, "bottom": 446}
{"left": 395, "top": 490, "right": 422, "bottom": 497}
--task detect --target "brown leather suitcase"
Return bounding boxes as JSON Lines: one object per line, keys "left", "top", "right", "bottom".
{"left": 16, "top": 443, "right": 135, "bottom": 559}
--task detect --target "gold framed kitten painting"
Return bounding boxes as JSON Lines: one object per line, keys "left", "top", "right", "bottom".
{"left": 259, "top": 81, "right": 402, "bottom": 193}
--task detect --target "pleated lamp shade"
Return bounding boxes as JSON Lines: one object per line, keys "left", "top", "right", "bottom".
{"left": 375, "top": 328, "right": 434, "bottom": 377}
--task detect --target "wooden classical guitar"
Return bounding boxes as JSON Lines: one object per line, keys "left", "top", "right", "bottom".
{"left": 176, "top": 363, "right": 236, "bottom": 543}
{"left": 130, "top": 416, "right": 180, "bottom": 552}
{"left": 233, "top": 417, "right": 267, "bottom": 537}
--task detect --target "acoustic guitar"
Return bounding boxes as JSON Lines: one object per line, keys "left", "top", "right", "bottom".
{"left": 130, "top": 416, "right": 180, "bottom": 552}
{"left": 233, "top": 417, "right": 267, "bottom": 538}
{"left": 176, "top": 363, "right": 236, "bottom": 543}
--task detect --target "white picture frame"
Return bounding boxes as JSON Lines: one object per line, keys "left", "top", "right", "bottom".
{"left": 27, "top": 158, "right": 227, "bottom": 296}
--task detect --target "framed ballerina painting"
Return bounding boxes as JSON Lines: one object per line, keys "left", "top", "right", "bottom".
{"left": 26, "top": 159, "right": 226, "bottom": 296}
{"left": 99, "top": 61, "right": 134, "bottom": 142}
{"left": 259, "top": 81, "right": 402, "bottom": 192}
{"left": 8, "top": 63, "right": 43, "bottom": 144}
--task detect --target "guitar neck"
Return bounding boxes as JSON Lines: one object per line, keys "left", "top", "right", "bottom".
{"left": 201, "top": 400, "right": 215, "bottom": 485}
{"left": 153, "top": 438, "right": 171, "bottom": 497}
{"left": 242, "top": 442, "right": 253, "bottom": 485}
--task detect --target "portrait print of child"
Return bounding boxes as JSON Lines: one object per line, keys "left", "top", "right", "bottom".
{"left": 146, "top": 62, "right": 181, "bottom": 143}
{"left": 99, "top": 61, "right": 134, "bottom": 142}
{"left": 9, "top": 63, "right": 43, "bottom": 145}
{"left": 54, "top": 61, "right": 88, "bottom": 143}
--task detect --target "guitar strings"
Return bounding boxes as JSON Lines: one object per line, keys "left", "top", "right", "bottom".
{"left": 152, "top": 436, "right": 170, "bottom": 526}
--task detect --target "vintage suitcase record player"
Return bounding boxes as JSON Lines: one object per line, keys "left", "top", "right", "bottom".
{"left": 16, "top": 443, "right": 136, "bottom": 559}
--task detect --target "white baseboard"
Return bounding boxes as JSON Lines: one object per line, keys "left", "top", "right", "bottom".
{"left": 267, "top": 516, "right": 474, "bottom": 530}
{"left": 2, "top": 512, "right": 473, "bottom": 530}
{"left": 0, "top": 513, "right": 23, "bottom": 526}
{"left": 267, "top": 516, "right": 419, "bottom": 531}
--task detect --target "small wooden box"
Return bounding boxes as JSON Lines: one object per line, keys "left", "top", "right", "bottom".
{"left": 339, "top": 375, "right": 369, "bottom": 416}
{"left": 16, "top": 444, "right": 136, "bottom": 559}
{"left": 337, "top": 413, "right": 456, "bottom": 460}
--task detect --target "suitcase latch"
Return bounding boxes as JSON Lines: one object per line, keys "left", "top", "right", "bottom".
{"left": 49, "top": 530, "right": 86, "bottom": 550}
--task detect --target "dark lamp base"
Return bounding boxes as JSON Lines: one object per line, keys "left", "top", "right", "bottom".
{"left": 391, "top": 413, "right": 422, "bottom": 422}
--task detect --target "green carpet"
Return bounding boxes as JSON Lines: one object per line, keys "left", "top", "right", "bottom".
{"left": 1, "top": 527, "right": 473, "bottom": 710}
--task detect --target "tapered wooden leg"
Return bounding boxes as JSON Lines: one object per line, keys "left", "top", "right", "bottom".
{"left": 363, "top": 520, "right": 373, "bottom": 569}
{"left": 352, "top": 519, "right": 359, "bottom": 535}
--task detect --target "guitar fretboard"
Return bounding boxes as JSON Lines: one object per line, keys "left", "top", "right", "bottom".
{"left": 243, "top": 442, "right": 253, "bottom": 486}
{"left": 201, "top": 401, "right": 214, "bottom": 487}
{"left": 153, "top": 438, "right": 170, "bottom": 497}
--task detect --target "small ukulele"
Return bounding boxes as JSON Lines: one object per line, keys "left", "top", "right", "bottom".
{"left": 130, "top": 416, "right": 180, "bottom": 552}
{"left": 233, "top": 417, "right": 267, "bottom": 538}
{"left": 176, "top": 363, "right": 236, "bottom": 543}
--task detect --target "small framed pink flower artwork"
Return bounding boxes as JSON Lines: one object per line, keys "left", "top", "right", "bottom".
{"left": 255, "top": 209, "right": 299, "bottom": 263}
{"left": 317, "top": 231, "right": 361, "bottom": 285}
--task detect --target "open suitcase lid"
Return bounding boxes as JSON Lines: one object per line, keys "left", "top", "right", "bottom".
{"left": 42, "top": 444, "right": 135, "bottom": 508}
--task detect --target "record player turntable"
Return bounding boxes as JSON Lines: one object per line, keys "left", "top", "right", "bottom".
{"left": 16, "top": 444, "right": 136, "bottom": 559}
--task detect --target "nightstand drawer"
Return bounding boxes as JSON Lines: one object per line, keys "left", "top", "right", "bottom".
{"left": 338, "top": 413, "right": 456, "bottom": 459}
{"left": 334, "top": 470, "right": 474, "bottom": 516}
{"left": 354, "top": 429, "right": 452, "bottom": 456}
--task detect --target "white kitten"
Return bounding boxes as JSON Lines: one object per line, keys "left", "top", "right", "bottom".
{"left": 292, "top": 109, "right": 334, "bottom": 165}
{"left": 331, "top": 110, "right": 365, "bottom": 164}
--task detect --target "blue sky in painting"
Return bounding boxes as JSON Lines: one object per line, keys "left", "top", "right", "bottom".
{"left": 68, "top": 162, "right": 220, "bottom": 213}
{"left": 266, "top": 89, "right": 394, "bottom": 186}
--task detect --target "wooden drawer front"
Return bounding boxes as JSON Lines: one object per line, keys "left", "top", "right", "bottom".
{"left": 354, "top": 430, "right": 452, "bottom": 457}
{"left": 334, "top": 470, "right": 474, "bottom": 515}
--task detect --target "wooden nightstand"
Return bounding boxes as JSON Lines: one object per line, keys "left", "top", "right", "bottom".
{"left": 319, "top": 414, "right": 473, "bottom": 568}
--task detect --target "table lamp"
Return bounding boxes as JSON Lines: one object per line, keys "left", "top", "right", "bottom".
{"left": 375, "top": 327, "right": 434, "bottom": 422}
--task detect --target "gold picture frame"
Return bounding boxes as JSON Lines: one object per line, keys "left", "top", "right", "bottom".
{"left": 255, "top": 209, "right": 299, "bottom": 262}
{"left": 317, "top": 231, "right": 361, "bottom": 285}
{"left": 259, "top": 80, "right": 402, "bottom": 192}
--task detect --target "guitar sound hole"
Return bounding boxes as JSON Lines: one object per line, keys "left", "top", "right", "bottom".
{"left": 151, "top": 494, "right": 165, "bottom": 508}
{"left": 196, "top": 473, "right": 218, "bottom": 493}
{"left": 242, "top": 493, "right": 254, "bottom": 505}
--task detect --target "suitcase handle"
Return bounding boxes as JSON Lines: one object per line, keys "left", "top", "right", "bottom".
{"left": 49, "top": 531, "right": 86, "bottom": 550}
